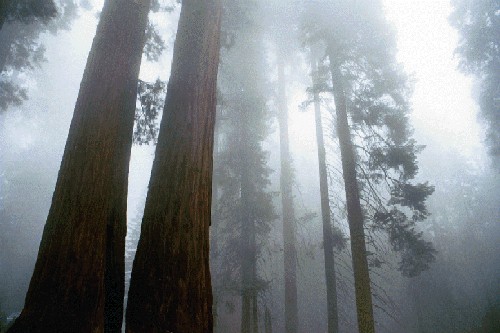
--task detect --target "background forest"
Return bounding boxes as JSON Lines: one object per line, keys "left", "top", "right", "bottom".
{"left": 0, "top": 0, "right": 498, "bottom": 332}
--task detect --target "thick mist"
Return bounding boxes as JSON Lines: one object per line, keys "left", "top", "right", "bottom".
{"left": 0, "top": 0, "right": 498, "bottom": 332}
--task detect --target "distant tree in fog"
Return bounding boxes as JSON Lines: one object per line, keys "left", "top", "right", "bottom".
{"left": 0, "top": 0, "right": 57, "bottom": 30}
{"left": 310, "top": 55, "right": 341, "bottom": 333}
{"left": 0, "top": 0, "right": 78, "bottom": 110}
{"left": 210, "top": 2, "right": 278, "bottom": 331}
{"left": 276, "top": 52, "right": 299, "bottom": 333}
{"left": 302, "top": 0, "right": 436, "bottom": 331}
{"left": 221, "top": 45, "right": 276, "bottom": 333}
{"left": 450, "top": 0, "right": 500, "bottom": 169}
{"left": 406, "top": 155, "right": 500, "bottom": 333}
{"left": 7, "top": 0, "right": 151, "bottom": 331}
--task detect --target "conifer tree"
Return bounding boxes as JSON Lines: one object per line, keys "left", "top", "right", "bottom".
{"left": 311, "top": 57, "right": 340, "bottom": 333}
{"left": 277, "top": 55, "right": 299, "bottom": 333}
{"left": 210, "top": 3, "right": 277, "bottom": 330}
{"left": 8, "top": 0, "right": 151, "bottom": 331}
{"left": 302, "top": 1, "right": 435, "bottom": 331}
{"left": 125, "top": 1, "right": 222, "bottom": 331}
{"left": 450, "top": 0, "right": 500, "bottom": 169}
{"left": 0, "top": 0, "right": 78, "bottom": 110}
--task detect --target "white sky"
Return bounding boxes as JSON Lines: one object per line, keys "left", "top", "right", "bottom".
{"left": 382, "top": 0, "right": 485, "bottom": 161}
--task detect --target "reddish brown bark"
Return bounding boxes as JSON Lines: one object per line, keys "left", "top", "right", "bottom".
{"left": 327, "top": 48, "right": 375, "bottom": 333}
{"left": 125, "top": 1, "right": 222, "bottom": 332}
{"left": 7, "top": 0, "right": 151, "bottom": 332}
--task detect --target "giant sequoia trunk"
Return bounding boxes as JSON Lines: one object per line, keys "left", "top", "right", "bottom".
{"left": 8, "top": 0, "right": 151, "bottom": 332}
{"left": 312, "top": 59, "right": 340, "bottom": 333}
{"left": 125, "top": 1, "right": 222, "bottom": 332}
{"left": 327, "top": 49, "right": 375, "bottom": 333}
{"left": 277, "top": 58, "right": 299, "bottom": 333}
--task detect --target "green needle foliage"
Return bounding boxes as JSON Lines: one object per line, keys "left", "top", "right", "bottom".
{"left": 301, "top": 0, "right": 436, "bottom": 278}
{"left": 450, "top": 0, "right": 500, "bottom": 168}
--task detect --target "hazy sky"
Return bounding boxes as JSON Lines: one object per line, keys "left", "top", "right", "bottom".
{"left": 80, "top": 0, "right": 487, "bottom": 170}
{"left": 382, "top": 0, "right": 485, "bottom": 161}
{"left": 2, "top": 0, "right": 486, "bottom": 211}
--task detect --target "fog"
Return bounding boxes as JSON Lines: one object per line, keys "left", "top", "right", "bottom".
{"left": 0, "top": 0, "right": 498, "bottom": 332}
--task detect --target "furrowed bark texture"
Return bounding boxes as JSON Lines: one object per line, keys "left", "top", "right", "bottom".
{"left": 312, "top": 59, "right": 340, "bottom": 333}
{"left": 327, "top": 50, "right": 375, "bottom": 333}
{"left": 7, "top": 0, "right": 150, "bottom": 332}
{"left": 125, "top": 1, "right": 222, "bottom": 332}
{"left": 277, "top": 58, "right": 298, "bottom": 333}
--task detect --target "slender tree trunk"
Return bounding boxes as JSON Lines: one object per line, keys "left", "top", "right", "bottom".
{"left": 312, "top": 59, "right": 340, "bottom": 333}
{"left": 277, "top": 57, "right": 299, "bottom": 333}
{"left": 125, "top": 1, "right": 222, "bottom": 332}
{"left": 252, "top": 293, "right": 259, "bottom": 333}
{"left": 240, "top": 122, "right": 258, "bottom": 333}
{"left": 0, "top": 0, "right": 7, "bottom": 31}
{"left": 327, "top": 47, "right": 375, "bottom": 333}
{"left": 265, "top": 307, "right": 273, "bottom": 333}
{"left": 0, "top": 23, "right": 15, "bottom": 73}
{"left": 7, "top": 0, "right": 151, "bottom": 332}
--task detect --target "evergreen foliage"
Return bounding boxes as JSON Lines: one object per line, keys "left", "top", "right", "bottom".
{"left": 1, "top": 0, "right": 497, "bottom": 332}
{"left": 302, "top": 0, "right": 436, "bottom": 279}
{"left": 0, "top": 0, "right": 57, "bottom": 27}
{"left": 450, "top": 0, "right": 500, "bottom": 167}
{"left": 211, "top": 1, "right": 278, "bottom": 329}
{"left": 133, "top": 79, "right": 165, "bottom": 145}
{"left": 0, "top": 0, "right": 78, "bottom": 111}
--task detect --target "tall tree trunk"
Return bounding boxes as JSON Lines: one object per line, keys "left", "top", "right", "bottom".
{"left": 265, "top": 306, "right": 273, "bottom": 333}
{"left": 312, "top": 59, "right": 340, "bottom": 333}
{"left": 125, "top": 1, "right": 222, "bottom": 332}
{"left": 0, "top": 23, "right": 15, "bottom": 73}
{"left": 0, "top": 0, "right": 7, "bottom": 31}
{"left": 277, "top": 57, "right": 299, "bottom": 333}
{"left": 240, "top": 121, "right": 258, "bottom": 333}
{"left": 7, "top": 0, "right": 151, "bottom": 331}
{"left": 252, "top": 293, "right": 259, "bottom": 333}
{"left": 327, "top": 47, "right": 375, "bottom": 333}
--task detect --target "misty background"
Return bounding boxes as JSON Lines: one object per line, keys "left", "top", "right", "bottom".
{"left": 1, "top": 0, "right": 498, "bottom": 332}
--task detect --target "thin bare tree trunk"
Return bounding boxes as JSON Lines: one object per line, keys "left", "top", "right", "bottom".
{"left": 241, "top": 121, "right": 257, "bottom": 333}
{"left": 0, "top": 23, "right": 15, "bottom": 72}
{"left": 312, "top": 59, "right": 340, "bottom": 333}
{"left": 8, "top": 0, "right": 151, "bottom": 331}
{"left": 277, "top": 57, "right": 299, "bottom": 333}
{"left": 125, "top": 1, "right": 222, "bottom": 332}
{"left": 327, "top": 47, "right": 375, "bottom": 333}
{"left": 252, "top": 293, "right": 258, "bottom": 333}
